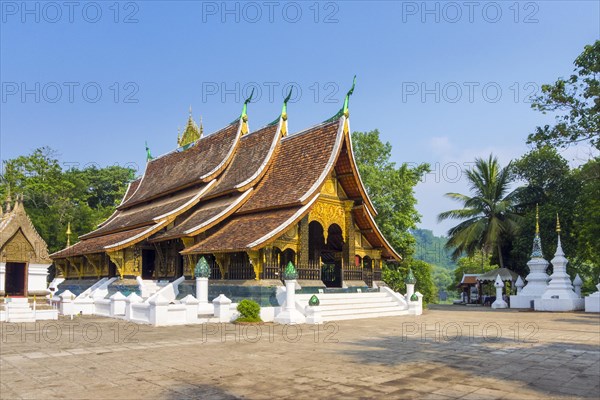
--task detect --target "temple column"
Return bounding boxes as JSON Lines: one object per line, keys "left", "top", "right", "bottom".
{"left": 248, "top": 250, "right": 261, "bottom": 280}
{"left": 298, "top": 216, "right": 309, "bottom": 267}
{"left": 342, "top": 202, "right": 355, "bottom": 282}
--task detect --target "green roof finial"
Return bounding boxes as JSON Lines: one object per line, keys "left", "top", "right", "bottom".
{"left": 342, "top": 75, "right": 356, "bottom": 116}
{"left": 241, "top": 88, "right": 255, "bottom": 119}
{"left": 268, "top": 86, "right": 294, "bottom": 129}
{"left": 145, "top": 141, "right": 153, "bottom": 162}
{"left": 194, "top": 256, "right": 210, "bottom": 278}
{"left": 282, "top": 86, "right": 293, "bottom": 117}
{"left": 324, "top": 75, "right": 357, "bottom": 122}
{"left": 282, "top": 261, "right": 298, "bottom": 280}
{"left": 405, "top": 268, "right": 417, "bottom": 284}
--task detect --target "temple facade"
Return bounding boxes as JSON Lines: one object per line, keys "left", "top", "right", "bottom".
{"left": 51, "top": 92, "right": 400, "bottom": 288}
{"left": 0, "top": 194, "right": 52, "bottom": 296}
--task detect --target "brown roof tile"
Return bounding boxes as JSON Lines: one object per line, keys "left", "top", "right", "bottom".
{"left": 150, "top": 192, "right": 248, "bottom": 241}
{"left": 81, "top": 185, "right": 207, "bottom": 239}
{"left": 207, "top": 124, "right": 279, "bottom": 196}
{"left": 120, "top": 122, "right": 240, "bottom": 207}
{"left": 51, "top": 225, "right": 153, "bottom": 258}
{"left": 182, "top": 206, "right": 306, "bottom": 254}
{"left": 238, "top": 120, "right": 342, "bottom": 213}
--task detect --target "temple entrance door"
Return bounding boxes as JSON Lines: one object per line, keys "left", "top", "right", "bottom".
{"left": 321, "top": 224, "right": 344, "bottom": 288}
{"left": 142, "top": 249, "right": 156, "bottom": 279}
{"left": 363, "top": 256, "right": 373, "bottom": 287}
{"left": 108, "top": 259, "right": 117, "bottom": 278}
{"left": 5, "top": 262, "right": 27, "bottom": 296}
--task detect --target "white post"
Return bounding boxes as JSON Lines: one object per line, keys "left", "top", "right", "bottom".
{"left": 274, "top": 262, "right": 305, "bottom": 324}
{"left": 125, "top": 293, "right": 143, "bottom": 320}
{"left": 405, "top": 268, "right": 417, "bottom": 302}
{"left": 213, "top": 294, "right": 232, "bottom": 323}
{"left": 109, "top": 292, "right": 127, "bottom": 317}
{"left": 148, "top": 293, "right": 169, "bottom": 326}
{"left": 491, "top": 275, "right": 508, "bottom": 309}
{"left": 181, "top": 295, "right": 200, "bottom": 323}
{"left": 196, "top": 277, "right": 209, "bottom": 304}
{"left": 405, "top": 283, "right": 415, "bottom": 302}
{"left": 60, "top": 290, "right": 76, "bottom": 319}
{"left": 515, "top": 276, "right": 524, "bottom": 295}
{"left": 573, "top": 274, "right": 583, "bottom": 297}
{"left": 285, "top": 279, "right": 296, "bottom": 312}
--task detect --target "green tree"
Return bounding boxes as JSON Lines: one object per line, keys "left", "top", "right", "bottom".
{"left": 528, "top": 40, "right": 600, "bottom": 149}
{"left": 573, "top": 157, "right": 600, "bottom": 292}
{"left": 0, "top": 147, "right": 135, "bottom": 253}
{"left": 351, "top": 129, "right": 430, "bottom": 258}
{"left": 382, "top": 259, "right": 437, "bottom": 304}
{"left": 508, "top": 146, "right": 581, "bottom": 276}
{"left": 438, "top": 155, "right": 523, "bottom": 268}
{"left": 352, "top": 130, "right": 435, "bottom": 302}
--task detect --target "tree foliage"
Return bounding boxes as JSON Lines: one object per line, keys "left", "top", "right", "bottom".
{"left": 352, "top": 130, "right": 436, "bottom": 302}
{"left": 412, "top": 228, "right": 456, "bottom": 270}
{"left": 508, "top": 146, "right": 581, "bottom": 276}
{"left": 438, "top": 155, "right": 523, "bottom": 268}
{"left": 0, "top": 147, "right": 135, "bottom": 253}
{"left": 528, "top": 40, "right": 600, "bottom": 149}
{"left": 351, "top": 129, "right": 430, "bottom": 258}
{"left": 382, "top": 259, "right": 437, "bottom": 304}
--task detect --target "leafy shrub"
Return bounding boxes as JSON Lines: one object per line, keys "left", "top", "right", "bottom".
{"left": 236, "top": 299, "right": 262, "bottom": 323}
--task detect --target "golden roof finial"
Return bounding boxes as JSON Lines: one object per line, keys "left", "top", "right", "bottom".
{"left": 556, "top": 213, "right": 561, "bottom": 234}
{"left": 189, "top": 105, "right": 192, "bottom": 117}
{"left": 535, "top": 204, "right": 540, "bottom": 234}
{"left": 66, "top": 222, "right": 72, "bottom": 247}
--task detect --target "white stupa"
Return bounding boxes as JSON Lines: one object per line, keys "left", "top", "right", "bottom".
{"left": 511, "top": 206, "right": 549, "bottom": 309}
{"left": 534, "top": 215, "right": 584, "bottom": 312}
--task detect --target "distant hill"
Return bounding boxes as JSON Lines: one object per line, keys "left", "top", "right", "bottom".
{"left": 412, "top": 228, "right": 456, "bottom": 270}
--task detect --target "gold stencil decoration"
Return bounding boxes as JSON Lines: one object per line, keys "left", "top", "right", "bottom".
{"left": 309, "top": 201, "right": 346, "bottom": 240}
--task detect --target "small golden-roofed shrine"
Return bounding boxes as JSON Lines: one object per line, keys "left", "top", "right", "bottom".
{"left": 51, "top": 84, "right": 400, "bottom": 288}
{"left": 1, "top": 194, "right": 52, "bottom": 296}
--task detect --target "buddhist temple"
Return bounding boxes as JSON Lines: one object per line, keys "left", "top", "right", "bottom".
{"left": 50, "top": 84, "right": 401, "bottom": 290}
{"left": 0, "top": 193, "right": 52, "bottom": 296}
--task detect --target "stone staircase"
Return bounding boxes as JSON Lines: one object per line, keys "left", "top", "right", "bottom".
{"left": 295, "top": 291, "right": 409, "bottom": 321}
{"left": 3, "top": 298, "right": 35, "bottom": 322}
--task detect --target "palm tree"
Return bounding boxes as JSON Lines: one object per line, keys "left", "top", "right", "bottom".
{"left": 438, "top": 155, "right": 522, "bottom": 268}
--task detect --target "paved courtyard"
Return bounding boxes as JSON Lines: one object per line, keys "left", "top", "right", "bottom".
{"left": 1, "top": 306, "right": 599, "bottom": 399}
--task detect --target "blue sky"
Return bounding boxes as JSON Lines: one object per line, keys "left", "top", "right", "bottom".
{"left": 1, "top": 1, "right": 599, "bottom": 235}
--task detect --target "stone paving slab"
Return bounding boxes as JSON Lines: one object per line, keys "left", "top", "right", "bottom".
{"left": 1, "top": 306, "right": 599, "bottom": 399}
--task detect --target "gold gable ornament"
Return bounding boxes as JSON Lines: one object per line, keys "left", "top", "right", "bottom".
{"left": 177, "top": 106, "right": 203, "bottom": 148}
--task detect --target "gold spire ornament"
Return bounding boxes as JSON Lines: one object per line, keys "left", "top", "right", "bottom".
{"left": 535, "top": 204, "right": 540, "bottom": 234}
{"left": 556, "top": 213, "right": 561, "bottom": 233}
{"left": 178, "top": 107, "right": 202, "bottom": 149}
{"left": 66, "top": 222, "right": 72, "bottom": 247}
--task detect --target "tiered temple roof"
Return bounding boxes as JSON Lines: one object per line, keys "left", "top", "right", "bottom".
{"left": 0, "top": 194, "right": 52, "bottom": 264}
{"left": 51, "top": 99, "right": 400, "bottom": 261}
